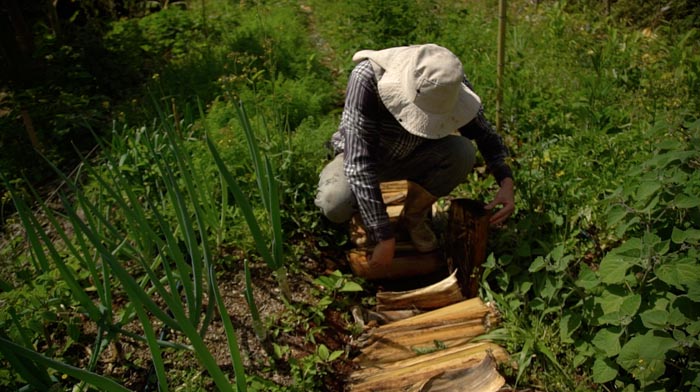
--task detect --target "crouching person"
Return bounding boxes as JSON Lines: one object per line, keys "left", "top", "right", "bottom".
{"left": 315, "top": 44, "right": 515, "bottom": 278}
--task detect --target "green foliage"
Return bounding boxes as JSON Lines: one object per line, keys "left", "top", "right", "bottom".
{"left": 478, "top": 3, "right": 700, "bottom": 389}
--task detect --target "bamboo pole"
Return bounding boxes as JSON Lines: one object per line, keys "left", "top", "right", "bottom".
{"left": 496, "top": 0, "right": 507, "bottom": 133}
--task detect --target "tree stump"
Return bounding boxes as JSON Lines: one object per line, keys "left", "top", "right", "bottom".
{"left": 446, "top": 199, "right": 492, "bottom": 298}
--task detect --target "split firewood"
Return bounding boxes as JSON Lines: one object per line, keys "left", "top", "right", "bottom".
{"left": 368, "top": 297, "right": 498, "bottom": 336}
{"left": 348, "top": 344, "right": 508, "bottom": 391}
{"left": 347, "top": 248, "right": 444, "bottom": 280}
{"left": 400, "top": 354, "right": 505, "bottom": 392}
{"left": 352, "top": 306, "right": 423, "bottom": 329}
{"left": 375, "top": 269, "right": 464, "bottom": 311}
{"left": 355, "top": 321, "right": 490, "bottom": 366}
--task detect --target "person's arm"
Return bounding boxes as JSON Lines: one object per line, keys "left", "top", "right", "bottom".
{"left": 342, "top": 61, "right": 394, "bottom": 241}
{"left": 341, "top": 61, "right": 396, "bottom": 269}
{"left": 459, "top": 80, "right": 515, "bottom": 224}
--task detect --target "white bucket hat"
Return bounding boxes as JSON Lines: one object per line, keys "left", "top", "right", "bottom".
{"left": 352, "top": 44, "right": 481, "bottom": 139}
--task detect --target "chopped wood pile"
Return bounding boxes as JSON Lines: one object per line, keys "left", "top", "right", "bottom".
{"left": 349, "top": 274, "right": 508, "bottom": 391}
{"left": 346, "top": 181, "right": 508, "bottom": 391}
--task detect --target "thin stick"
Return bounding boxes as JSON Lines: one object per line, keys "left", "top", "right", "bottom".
{"left": 496, "top": 0, "right": 507, "bottom": 132}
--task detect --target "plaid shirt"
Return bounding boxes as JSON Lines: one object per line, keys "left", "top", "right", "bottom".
{"left": 330, "top": 60, "right": 513, "bottom": 241}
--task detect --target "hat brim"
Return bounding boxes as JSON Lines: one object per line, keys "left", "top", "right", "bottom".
{"left": 378, "top": 77, "right": 481, "bottom": 139}
{"left": 354, "top": 45, "right": 482, "bottom": 139}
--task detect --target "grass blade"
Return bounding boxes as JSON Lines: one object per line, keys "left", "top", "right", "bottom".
{"left": 208, "top": 263, "right": 247, "bottom": 391}
{"left": 133, "top": 300, "right": 169, "bottom": 392}
{"left": 206, "top": 135, "right": 274, "bottom": 265}
{"left": 244, "top": 259, "right": 265, "bottom": 341}
{"left": 0, "top": 334, "right": 53, "bottom": 390}
{"left": 0, "top": 335, "right": 130, "bottom": 392}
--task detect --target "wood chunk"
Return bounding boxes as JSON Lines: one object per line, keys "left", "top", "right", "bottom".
{"left": 355, "top": 321, "right": 489, "bottom": 366}
{"left": 404, "top": 354, "right": 505, "bottom": 392}
{"left": 375, "top": 270, "right": 464, "bottom": 311}
{"left": 348, "top": 344, "right": 507, "bottom": 391}
{"left": 371, "top": 298, "right": 496, "bottom": 334}
{"left": 348, "top": 249, "right": 444, "bottom": 280}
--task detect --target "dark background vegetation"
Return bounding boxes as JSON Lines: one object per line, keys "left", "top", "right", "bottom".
{"left": 2, "top": 0, "right": 698, "bottom": 194}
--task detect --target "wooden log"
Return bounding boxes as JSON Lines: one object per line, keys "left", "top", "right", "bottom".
{"left": 348, "top": 249, "right": 444, "bottom": 280}
{"left": 375, "top": 270, "right": 464, "bottom": 311}
{"left": 446, "top": 199, "right": 492, "bottom": 298}
{"left": 348, "top": 205, "right": 405, "bottom": 247}
{"left": 348, "top": 344, "right": 507, "bottom": 391}
{"left": 369, "top": 298, "right": 496, "bottom": 335}
{"left": 355, "top": 321, "right": 488, "bottom": 366}
{"left": 396, "top": 354, "right": 505, "bottom": 392}
{"left": 355, "top": 299, "right": 499, "bottom": 355}
{"left": 352, "top": 307, "right": 424, "bottom": 327}
{"left": 380, "top": 180, "right": 408, "bottom": 193}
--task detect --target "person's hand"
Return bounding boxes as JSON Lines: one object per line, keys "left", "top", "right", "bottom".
{"left": 485, "top": 177, "right": 515, "bottom": 226}
{"left": 369, "top": 238, "right": 395, "bottom": 277}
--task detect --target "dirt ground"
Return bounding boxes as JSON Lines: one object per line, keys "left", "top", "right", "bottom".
{"left": 87, "top": 244, "right": 361, "bottom": 391}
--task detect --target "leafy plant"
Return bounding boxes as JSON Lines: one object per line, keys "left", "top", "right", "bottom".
{"left": 1, "top": 113, "right": 248, "bottom": 391}
{"left": 207, "top": 101, "right": 291, "bottom": 303}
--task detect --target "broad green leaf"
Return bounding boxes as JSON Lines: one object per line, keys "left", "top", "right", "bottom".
{"left": 688, "top": 320, "right": 700, "bottom": 336}
{"left": 675, "top": 193, "right": 700, "bottom": 209}
{"left": 640, "top": 309, "right": 669, "bottom": 330}
{"left": 615, "top": 237, "right": 644, "bottom": 257}
{"left": 636, "top": 181, "right": 661, "bottom": 201}
{"left": 554, "top": 254, "right": 574, "bottom": 273}
{"left": 592, "top": 327, "right": 622, "bottom": 357}
{"left": 559, "top": 313, "right": 582, "bottom": 344}
{"left": 606, "top": 205, "right": 628, "bottom": 228}
{"left": 318, "top": 344, "right": 330, "bottom": 361}
{"left": 651, "top": 239, "right": 670, "bottom": 257}
{"left": 672, "top": 227, "right": 700, "bottom": 244}
{"left": 573, "top": 341, "right": 595, "bottom": 368}
{"left": 340, "top": 281, "right": 363, "bottom": 292}
{"left": 655, "top": 259, "right": 700, "bottom": 289}
{"left": 620, "top": 294, "right": 642, "bottom": 320}
{"left": 597, "top": 289, "right": 627, "bottom": 315}
{"left": 688, "top": 282, "right": 700, "bottom": 302}
{"left": 668, "top": 305, "right": 688, "bottom": 326}
{"left": 617, "top": 332, "right": 677, "bottom": 383}
{"left": 576, "top": 264, "right": 599, "bottom": 290}
{"left": 539, "top": 275, "right": 562, "bottom": 301}
{"left": 599, "top": 253, "right": 634, "bottom": 284}
{"left": 550, "top": 244, "right": 565, "bottom": 262}
{"left": 640, "top": 194, "right": 660, "bottom": 213}
{"left": 573, "top": 352, "right": 589, "bottom": 368}
{"left": 529, "top": 256, "right": 545, "bottom": 272}
{"left": 671, "top": 296, "right": 700, "bottom": 324}
{"left": 518, "top": 280, "right": 533, "bottom": 295}
{"left": 592, "top": 357, "right": 618, "bottom": 383}
{"left": 656, "top": 139, "right": 684, "bottom": 151}
{"left": 615, "top": 216, "right": 640, "bottom": 237}
{"left": 328, "top": 350, "right": 344, "bottom": 361}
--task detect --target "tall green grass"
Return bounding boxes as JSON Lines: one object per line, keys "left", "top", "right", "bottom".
{"left": 1, "top": 108, "right": 248, "bottom": 390}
